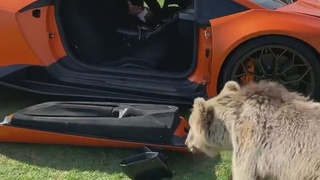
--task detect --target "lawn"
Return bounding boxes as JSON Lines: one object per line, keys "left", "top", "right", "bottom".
{"left": 0, "top": 144, "right": 232, "bottom": 180}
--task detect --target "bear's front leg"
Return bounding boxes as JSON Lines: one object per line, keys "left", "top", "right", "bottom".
{"left": 232, "top": 164, "right": 256, "bottom": 180}
{"left": 231, "top": 151, "right": 257, "bottom": 180}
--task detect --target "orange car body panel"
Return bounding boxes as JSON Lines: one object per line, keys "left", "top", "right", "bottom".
{"left": 0, "top": 6, "right": 40, "bottom": 66}
{"left": 0, "top": 1, "right": 65, "bottom": 67}
{"left": 0, "top": 115, "right": 189, "bottom": 152}
{"left": 0, "top": 0, "right": 35, "bottom": 10}
{"left": 16, "top": 6, "right": 66, "bottom": 66}
{"left": 187, "top": 27, "right": 213, "bottom": 86}
{"left": 206, "top": 5, "right": 320, "bottom": 97}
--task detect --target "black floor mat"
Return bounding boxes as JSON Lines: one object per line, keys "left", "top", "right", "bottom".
{"left": 9, "top": 101, "right": 181, "bottom": 144}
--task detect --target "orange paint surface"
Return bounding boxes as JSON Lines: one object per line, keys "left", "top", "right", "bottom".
{"left": 188, "top": 27, "right": 212, "bottom": 87}
{"left": 0, "top": 8, "right": 40, "bottom": 66}
{"left": 0, "top": 0, "right": 35, "bottom": 11}
{"left": 0, "top": 3, "right": 66, "bottom": 67}
{"left": 15, "top": 6, "right": 66, "bottom": 66}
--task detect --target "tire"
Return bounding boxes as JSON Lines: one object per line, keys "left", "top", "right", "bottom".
{"left": 219, "top": 35, "right": 320, "bottom": 100}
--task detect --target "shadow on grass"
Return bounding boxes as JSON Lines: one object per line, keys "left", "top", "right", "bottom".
{"left": 165, "top": 151, "right": 222, "bottom": 179}
{"left": 0, "top": 143, "right": 135, "bottom": 173}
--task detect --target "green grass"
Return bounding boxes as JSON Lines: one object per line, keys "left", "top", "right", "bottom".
{"left": 0, "top": 143, "right": 232, "bottom": 180}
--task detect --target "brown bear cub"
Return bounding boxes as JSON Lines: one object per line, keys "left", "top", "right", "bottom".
{"left": 185, "top": 80, "right": 320, "bottom": 180}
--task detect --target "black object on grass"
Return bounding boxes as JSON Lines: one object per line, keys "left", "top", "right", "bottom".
{"left": 119, "top": 146, "right": 173, "bottom": 180}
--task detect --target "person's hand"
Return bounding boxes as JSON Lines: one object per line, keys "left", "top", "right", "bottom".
{"left": 128, "top": 3, "right": 143, "bottom": 16}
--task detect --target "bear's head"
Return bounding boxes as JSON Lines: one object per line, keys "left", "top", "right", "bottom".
{"left": 185, "top": 81, "right": 242, "bottom": 158}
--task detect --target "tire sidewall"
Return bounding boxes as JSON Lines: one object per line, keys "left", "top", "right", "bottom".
{"left": 220, "top": 35, "right": 320, "bottom": 100}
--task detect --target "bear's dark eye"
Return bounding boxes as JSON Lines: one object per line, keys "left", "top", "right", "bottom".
{"left": 184, "top": 127, "right": 190, "bottom": 133}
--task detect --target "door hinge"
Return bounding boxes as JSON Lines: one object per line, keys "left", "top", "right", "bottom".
{"left": 49, "top": 33, "right": 55, "bottom": 38}
{"left": 204, "top": 30, "right": 211, "bottom": 39}
{"left": 201, "top": 78, "right": 210, "bottom": 86}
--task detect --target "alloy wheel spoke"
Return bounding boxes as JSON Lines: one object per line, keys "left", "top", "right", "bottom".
{"left": 275, "top": 49, "right": 287, "bottom": 75}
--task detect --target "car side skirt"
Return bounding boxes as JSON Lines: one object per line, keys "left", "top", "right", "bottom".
{"left": 0, "top": 113, "right": 189, "bottom": 152}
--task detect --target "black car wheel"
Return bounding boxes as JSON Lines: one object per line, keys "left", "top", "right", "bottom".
{"left": 219, "top": 35, "right": 320, "bottom": 100}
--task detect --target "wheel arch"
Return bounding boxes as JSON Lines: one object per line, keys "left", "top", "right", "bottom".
{"left": 215, "top": 34, "right": 320, "bottom": 93}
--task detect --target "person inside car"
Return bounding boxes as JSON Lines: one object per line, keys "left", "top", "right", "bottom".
{"left": 107, "top": 0, "right": 169, "bottom": 68}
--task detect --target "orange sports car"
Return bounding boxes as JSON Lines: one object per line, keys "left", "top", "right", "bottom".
{"left": 1, "top": 0, "right": 320, "bottom": 106}
{"left": 0, "top": 0, "right": 320, "bottom": 151}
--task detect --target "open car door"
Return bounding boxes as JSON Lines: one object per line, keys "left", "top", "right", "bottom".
{"left": 0, "top": 101, "right": 189, "bottom": 152}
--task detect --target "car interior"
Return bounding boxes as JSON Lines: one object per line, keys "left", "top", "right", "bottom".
{"left": 56, "top": 0, "right": 196, "bottom": 73}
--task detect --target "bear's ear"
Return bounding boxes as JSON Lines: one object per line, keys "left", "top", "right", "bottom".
{"left": 221, "top": 81, "right": 241, "bottom": 94}
{"left": 200, "top": 105, "right": 215, "bottom": 131}
{"left": 193, "top": 97, "right": 206, "bottom": 113}
{"left": 193, "top": 97, "right": 215, "bottom": 130}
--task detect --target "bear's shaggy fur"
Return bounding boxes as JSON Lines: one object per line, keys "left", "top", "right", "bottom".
{"left": 185, "top": 80, "right": 320, "bottom": 180}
